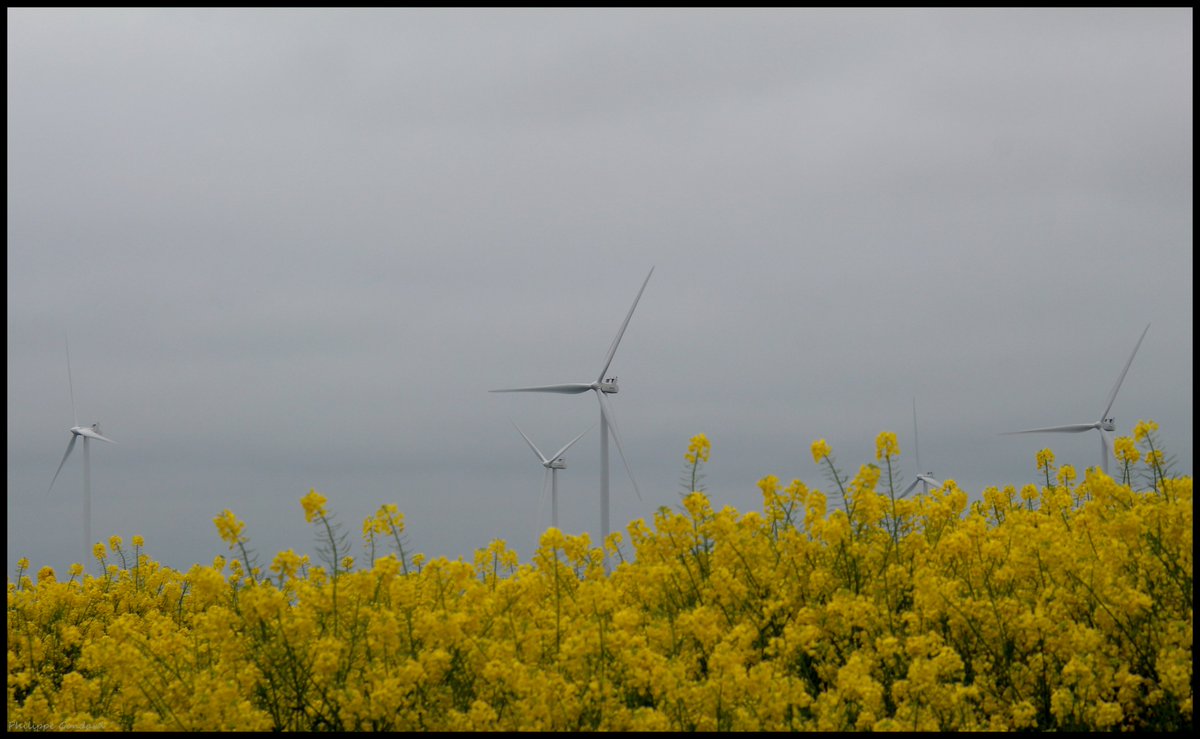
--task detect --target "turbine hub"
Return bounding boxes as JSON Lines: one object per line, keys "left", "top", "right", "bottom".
{"left": 549, "top": 458, "right": 566, "bottom": 469}
{"left": 599, "top": 377, "right": 618, "bottom": 394}
{"left": 1101, "top": 418, "right": 1116, "bottom": 432}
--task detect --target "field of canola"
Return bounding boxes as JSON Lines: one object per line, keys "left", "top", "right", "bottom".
{"left": 7, "top": 424, "right": 1192, "bottom": 731}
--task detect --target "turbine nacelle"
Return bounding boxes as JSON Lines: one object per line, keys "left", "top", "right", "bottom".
{"left": 546, "top": 457, "right": 567, "bottom": 470}
{"left": 599, "top": 377, "right": 618, "bottom": 394}
{"left": 1101, "top": 418, "right": 1116, "bottom": 432}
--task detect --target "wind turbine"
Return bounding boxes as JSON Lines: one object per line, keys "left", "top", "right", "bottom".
{"left": 1003, "top": 323, "right": 1150, "bottom": 476}
{"left": 47, "top": 340, "right": 117, "bottom": 568}
{"left": 902, "top": 397, "right": 942, "bottom": 496}
{"left": 491, "top": 267, "right": 653, "bottom": 549}
{"left": 510, "top": 420, "right": 591, "bottom": 529}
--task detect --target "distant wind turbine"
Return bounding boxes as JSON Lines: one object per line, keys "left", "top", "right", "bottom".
{"left": 491, "top": 267, "right": 653, "bottom": 549}
{"left": 510, "top": 420, "right": 591, "bottom": 529}
{"left": 1003, "top": 323, "right": 1150, "bottom": 476}
{"left": 903, "top": 397, "right": 942, "bottom": 496}
{"left": 47, "top": 340, "right": 117, "bottom": 568}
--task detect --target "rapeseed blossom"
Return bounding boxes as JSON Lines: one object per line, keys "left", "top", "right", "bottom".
{"left": 1036, "top": 448, "right": 1055, "bottom": 471}
{"left": 1114, "top": 436, "right": 1140, "bottom": 464}
{"left": 300, "top": 488, "right": 328, "bottom": 522}
{"left": 213, "top": 509, "right": 246, "bottom": 548}
{"left": 811, "top": 438, "right": 831, "bottom": 463}
{"left": 1133, "top": 419, "right": 1159, "bottom": 442}
{"left": 685, "top": 433, "right": 711, "bottom": 464}
{"left": 874, "top": 431, "right": 899, "bottom": 461}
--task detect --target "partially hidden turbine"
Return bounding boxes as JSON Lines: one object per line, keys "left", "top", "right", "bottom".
{"left": 510, "top": 420, "right": 591, "bottom": 530}
{"left": 1003, "top": 323, "right": 1150, "bottom": 476}
{"left": 491, "top": 267, "right": 654, "bottom": 549}
{"left": 47, "top": 340, "right": 117, "bottom": 568}
{"left": 902, "top": 397, "right": 943, "bottom": 496}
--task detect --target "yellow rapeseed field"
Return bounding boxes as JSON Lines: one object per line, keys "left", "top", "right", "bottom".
{"left": 8, "top": 425, "right": 1192, "bottom": 731}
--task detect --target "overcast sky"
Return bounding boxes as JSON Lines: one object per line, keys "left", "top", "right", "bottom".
{"left": 8, "top": 8, "right": 1193, "bottom": 575}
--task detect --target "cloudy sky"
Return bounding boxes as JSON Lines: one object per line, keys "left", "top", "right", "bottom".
{"left": 7, "top": 8, "right": 1192, "bottom": 575}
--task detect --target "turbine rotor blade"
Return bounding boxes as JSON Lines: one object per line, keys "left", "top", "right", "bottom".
{"left": 595, "top": 391, "right": 642, "bottom": 501}
{"left": 490, "top": 383, "right": 593, "bottom": 394}
{"left": 78, "top": 428, "right": 117, "bottom": 444}
{"left": 918, "top": 474, "right": 943, "bottom": 488}
{"left": 511, "top": 419, "right": 550, "bottom": 464}
{"left": 1100, "top": 323, "right": 1150, "bottom": 421}
{"left": 912, "top": 397, "right": 922, "bottom": 474}
{"left": 597, "top": 267, "right": 654, "bottom": 383}
{"left": 1002, "top": 423, "right": 1097, "bottom": 435}
{"left": 550, "top": 424, "right": 594, "bottom": 462}
{"left": 66, "top": 338, "right": 78, "bottom": 427}
{"left": 48, "top": 435, "right": 78, "bottom": 494}
{"left": 901, "top": 478, "right": 921, "bottom": 497}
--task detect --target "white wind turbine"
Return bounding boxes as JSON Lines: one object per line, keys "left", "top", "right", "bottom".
{"left": 1003, "top": 323, "right": 1150, "bottom": 476}
{"left": 510, "top": 420, "right": 592, "bottom": 530}
{"left": 47, "top": 340, "right": 117, "bottom": 568}
{"left": 902, "top": 397, "right": 942, "bottom": 496}
{"left": 491, "top": 267, "right": 653, "bottom": 549}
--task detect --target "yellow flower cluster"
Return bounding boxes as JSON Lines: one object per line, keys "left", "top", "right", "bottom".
{"left": 1036, "top": 447, "right": 1056, "bottom": 472}
{"left": 1133, "top": 419, "right": 1159, "bottom": 443}
{"left": 212, "top": 509, "right": 246, "bottom": 548}
{"left": 685, "top": 433, "right": 711, "bottom": 465}
{"left": 8, "top": 428, "right": 1192, "bottom": 732}
{"left": 1114, "top": 436, "right": 1140, "bottom": 465}
{"left": 300, "top": 488, "right": 328, "bottom": 523}
{"left": 874, "top": 431, "right": 899, "bottom": 461}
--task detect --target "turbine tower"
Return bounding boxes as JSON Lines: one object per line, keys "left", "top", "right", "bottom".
{"left": 491, "top": 267, "right": 653, "bottom": 550}
{"left": 1003, "top": 323, "right": 1150, "bottom": 476}
{"left": 902, "top": 397, "right": 943, "bottom": 496}
{"left": 510, "top": 420, "right": 591, "bottom": 529}
{"left": 47, "top": 340, "right": 117, "bottom": 568}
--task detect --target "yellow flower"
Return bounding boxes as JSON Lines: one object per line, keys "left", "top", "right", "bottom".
{"left": 757, "top": 474, "right": 781, "bottom": 498}
{"left": 108, "top": 535, "right": 123, "bottom": 551}
{"left": 17, "top": 556, "right": 30, "bottom": 570}
{"left": 270, "top": 549, "right": 302, "bottom": 580}
{"left": 874, "top": 431, "right": 899, "bottom": 461}
{"left": 851, "top": 464, "right": 881, "bottom": 496}
{"left": 1113, "top": 436, "right": 1140, "bottom": 465}
{"left": 213, "top": 509, "right": 246, "bottom": 548}
{"left": 131, "top": 535, "right": 145, "bottom": 547}
{"left": 37, "top": 566, "right": 55, "bottom": 583}
{"left": 685, "top": 433, "right": 711, "bottom": 464}
{"left": 1057, "top": 464, "right": 1076, "bottom": 487}
{"left": 68, "top": 562, "right": 84, "bottom": 577}
{"left": 1036, "top": 448, "right": 1055, "bottom": 472}
{"left": 93, "top": 542, "right": 107, "bottom": 561}
{"left": 373, "top": 504, "right": 404, "bottom": 535}
{"left": 341, "top": 556, "right": 355, "bottom": 571}
{"left": 1133, "top": 419, "right": 1158, "bottom": 442}
{"left": 811, "top": 438, "right": 831, "bottom": 464}
{"left": 301, "top": 489, "right": 328, "bottom": 523}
